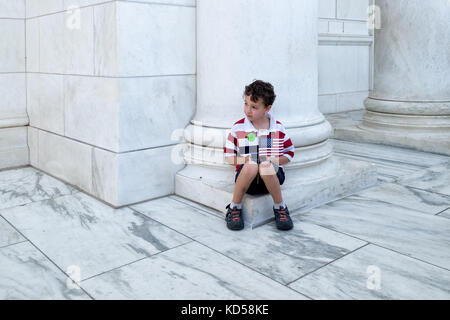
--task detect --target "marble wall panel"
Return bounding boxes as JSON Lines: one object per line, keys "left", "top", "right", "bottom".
{"left": 337, "top": 0, "right": 370, "bottom": 20}
{"left": 92, "top": 145, "right": 185, "bottom": 206}
{"left": 0, "top": 19, "right": 25, "bottom": 72}
{"left": 0, "top": 74, "right": 27, "bottom": 127}
{"left": 319, "top": 0, "right": 336, "bottom": 19}
{"left": 25, "top": 17, "right": 39, "bottom": 72}
{"left": 116, "top": 1, "right": 195, "bottom": 76}
{"left": 37, "top": 129, "right": 92, "bottom": 193}
{"left": 93, "top": 1, "right": 118, "bottom": 76}
{"left": 117, "top": 75, "right": 195, "bottom": 152}
{"left": 0, "top": 127, "right": 29, "bottom": 169}
{"left": 0, "top": 0, "right": 25, "bottom": 18}
{"left": 319, "top": 45, "right": 370, "bottom": 94}
{"left": 64, "top": 75, "right": 119, "bottom": 151}
{"left": 27, "top": 73, "right": 64, "bottom": 135}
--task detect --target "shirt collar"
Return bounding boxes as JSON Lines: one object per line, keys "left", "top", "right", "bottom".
{"left": 244, "top": 112, "right": 277, "bottom": 133}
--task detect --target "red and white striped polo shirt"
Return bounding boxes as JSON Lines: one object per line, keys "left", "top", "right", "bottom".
{"left": 224, "top": 113, "right": 295, "bottom": 172}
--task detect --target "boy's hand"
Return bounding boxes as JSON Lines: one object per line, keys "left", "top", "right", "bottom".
{"left": 244, "top": 155, "right": 257, "bottom": 164}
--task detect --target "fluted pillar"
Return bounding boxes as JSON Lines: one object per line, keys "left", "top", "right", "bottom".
{"left": 175, "top": 0, "right": 377, "bottom": 227}
{"left": 360, "top": 0, "right": 450, "bottom": 154}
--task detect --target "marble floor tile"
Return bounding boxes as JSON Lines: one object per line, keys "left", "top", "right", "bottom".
{"left": 334, "top": 153, "right": 422, "bottom": 179}
{"left": 0, "top": 241, "right": 90, "bottom": 300}
{"left": 168, "top": 194, "right": 223, "bottom": 219}
{"left": 0, "top": 167, "right": 77, "bottom": 210}
{"left": 0, "top": 193, "right": 191, "bottom": 280}
{"left": 377, "top": 175, "right": 397, "bottom": 183}
{"left": 132, "top": 197, "right": 367, "bottom": 284}
{"left": 396, "top": 162, "right": 450, "bottom": 196}
{"left": 0, "top": 216, "right": 25, "bottom": 248}
{"left": 81, "top": 241, "right": 307, "bottom": 300}
{"left": 131, "top": 196, "right": 227, "bottom": 239}
{"left": 439, "top": 208, "right": 450, "bottom": 219}
{"left": 288, "top": 244, "right": 450, "bottom": 300}
{"left": 356, "top": 182, "right": 450, "bottom": 215}
{"left": 295, "top": 195, "right": 450, "bottom": 269}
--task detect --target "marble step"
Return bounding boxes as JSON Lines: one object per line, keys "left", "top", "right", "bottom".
{"left": 175, "top": 155, "right": 378, "bottom": 229}
{"left": 331, "top": 139, "right": 450, "bottom": 168}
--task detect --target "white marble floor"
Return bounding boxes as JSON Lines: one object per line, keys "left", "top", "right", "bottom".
{"left": 1, "top": 138, "right": 450, "bottom": 299}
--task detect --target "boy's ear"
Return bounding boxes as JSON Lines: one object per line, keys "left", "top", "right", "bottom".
{"left": 265, "top": 105, "right": 272, "bottom": 114}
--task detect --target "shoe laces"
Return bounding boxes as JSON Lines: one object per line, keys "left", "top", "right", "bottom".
{"left": 276, "top": 207, "right": 290, "bottom": 221}
{"left": 228, "top": 206, "right": 242, "bottom": 221}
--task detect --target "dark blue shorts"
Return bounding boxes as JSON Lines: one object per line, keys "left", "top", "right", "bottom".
{"left": 235, "top": 164, "right": 285, "bottom": 195}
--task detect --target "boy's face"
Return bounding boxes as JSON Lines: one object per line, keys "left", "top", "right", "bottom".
{"left": 244, "top": 95, "right": 271, "bottom": 122}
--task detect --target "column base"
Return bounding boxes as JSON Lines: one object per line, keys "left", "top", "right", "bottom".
{"left": 334, "top": 111, "right": 450, "bottom": 155}
{"left": 175, "top": 156, "right": 377, "bottom": 229}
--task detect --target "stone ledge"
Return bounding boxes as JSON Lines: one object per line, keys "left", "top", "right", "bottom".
{"left": 335, "top": 124, "right": 450, "bottom": 156}
{"left": 175, "top": 156, "right": 378, "bottom": 229}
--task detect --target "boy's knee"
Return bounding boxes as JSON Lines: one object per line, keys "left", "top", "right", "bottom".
{"left": 241, "top": 163, "right": 258, "bottom": 177}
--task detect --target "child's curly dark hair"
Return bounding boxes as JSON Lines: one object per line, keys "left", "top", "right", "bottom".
{"left": 243, "top": 80, "right": 276, "bottom": 108}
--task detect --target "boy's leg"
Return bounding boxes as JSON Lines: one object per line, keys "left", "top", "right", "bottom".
{"left": 258, "top": 161, "right": 283, "bottom": 203}
{"left": 259, "top": 161, "right": 293, "bottom": 230}
{"left": 233, "top": 163, "right": 259, "bottom": 204}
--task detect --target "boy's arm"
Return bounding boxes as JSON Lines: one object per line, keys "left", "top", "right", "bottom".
{"left": 224, "top": 129, "right": 249, "bottom": 166}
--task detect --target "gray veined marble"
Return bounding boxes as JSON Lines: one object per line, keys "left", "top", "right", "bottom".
{"left": 396, "top": 162, "right": 450, "bottom": 196}
{"left": 288, "top": 244, "right": 450, "bottom": 300}
{"left": 0, "top": 192, "right": 191, "bottom": 280}
{"left": 295, "top": 195, "right": 450, "bottom": 270}
{"left": 205, "top": 221, "right": 367, "bottom": 285}
{"left": 0, "top": 216, "right": 25, "bottom": 248}
{"left": 132, "top": 196, "right": 367, "bottom": 284}
{"left": 81, "top": 241, "right": 307, "bottom": 300}
{"left": 0, "top": 167, "right": 77, "bottom": 210}
{"left": 334, "top": 153, "right": 421, "bottom": 181}
{"left": 439, "top": 208, "right": 450, "bottom": 219}
{"left": 356, "top": 182, "right": 450, "bottom": 215}
{"left": 0, "top": 242, "right": 90, "bottom": 300}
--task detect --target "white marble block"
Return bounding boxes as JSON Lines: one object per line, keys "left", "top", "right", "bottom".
{"left": 92, "top": 146, "right": 186, "bottom": 207}
{"left": 93, "top": 1, "right": 196, "bottom": 77}
{"left": 0, "top": 0, "right": 25, "bottom": 18}
{"left": 28, "top": 127, "right": 186, "bottom": 207}
{"left": 0, "top": 19, "right": 25, "bottom": 72}
{"left": 0, "top": 74, "right": 27, "bottom": 128}
{"left": 27, "top": 73, "right": 64, "bottom": 135}
{"left": 62, "top": 75, "right": 196, "bottom": 152}
{"left": 36, "top": 129, "right": 93, "bottom": 193}
{"left": 0, "top": 127, "right": 29, "bottom": 170}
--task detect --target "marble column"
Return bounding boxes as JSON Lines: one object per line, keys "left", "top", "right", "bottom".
{"left": 175, "top": 0, "right": 377, "bottom": 228}
{"left": 0, "top": 1, "right": 28, "bottom": 170}
{"left": 359, "top": 0, "right": 450, "bottom": 155}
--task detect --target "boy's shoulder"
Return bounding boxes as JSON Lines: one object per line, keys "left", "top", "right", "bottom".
{"left": 233, "top": 118, "right": 246, "bottom": 126}
{"left": 230, "top": 117, "right": 246, "bottom": 130}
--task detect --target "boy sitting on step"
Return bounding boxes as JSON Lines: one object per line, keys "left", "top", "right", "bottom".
{"left": 224, "top": 80, "right": 295, "bottom": 231}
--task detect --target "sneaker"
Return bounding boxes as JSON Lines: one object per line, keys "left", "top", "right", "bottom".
{"left": 273, "top": 205, "right": 293, "bottom": 230}
{"left": 225, "top": 203, "right": 244, "bottom": 230}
